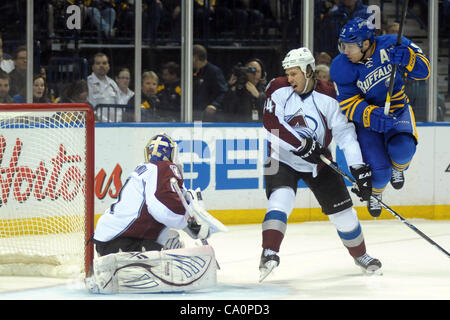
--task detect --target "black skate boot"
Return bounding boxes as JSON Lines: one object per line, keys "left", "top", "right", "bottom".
{"left": 354, "top": 253, "right": 382, "bottom": 275}
{"left": 367, "top": 194, "right": 382, "bottom": 217}
{"left": 259, "top": 250, "right": 280, "bottom": 282}
{"left": 390, "top": 169, "right": 405, "bottom": 190}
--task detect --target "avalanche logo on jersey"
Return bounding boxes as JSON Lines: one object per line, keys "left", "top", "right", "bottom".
{"left": 286, "top": 108, "right": 319, "bottom": 140}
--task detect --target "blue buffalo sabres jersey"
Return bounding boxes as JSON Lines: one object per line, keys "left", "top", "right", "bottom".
{"left": 330, "top": 34, "right": 430, "bottom": 126}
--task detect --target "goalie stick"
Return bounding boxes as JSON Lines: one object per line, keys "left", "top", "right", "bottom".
{"left": 384, "top": 0, "right": 409, "bottom": 115}
{"left": 320, "top": 155, "right": 450, "bottom": 259}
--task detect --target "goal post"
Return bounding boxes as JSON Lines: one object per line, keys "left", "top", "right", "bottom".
{"left": 0, "top": 103, "right": 95, "bottom": 278}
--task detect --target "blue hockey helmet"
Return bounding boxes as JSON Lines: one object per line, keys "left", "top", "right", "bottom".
{"left": 145, "top": 133, "right": 178, "bottom": 163}
{"left": 338, "top": 17, "right": 375, "bottom": 52}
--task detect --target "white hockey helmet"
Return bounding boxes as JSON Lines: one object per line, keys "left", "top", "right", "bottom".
{"left": 282, "top": 47, "right": 316, "bottom": 75}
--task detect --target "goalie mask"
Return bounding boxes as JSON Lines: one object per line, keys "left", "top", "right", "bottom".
{"left": 145, "top": 133, "right": 179, "bottom": 164}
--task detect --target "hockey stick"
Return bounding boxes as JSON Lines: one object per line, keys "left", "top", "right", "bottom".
{"left": 320, "top": 155, "right": 450, "bottom": 259}
{"left": 384, "top": 0, "right": 409, "bottom": 115}
{"left": 170, "top": 177, "right": 225, "bottom": 269}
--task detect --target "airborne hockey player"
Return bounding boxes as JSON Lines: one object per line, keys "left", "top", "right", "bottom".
{"left": 86, "top": 133, "right": 219, "bottom": 294}
{"left": 260, "top": 47, "right": 382, "bottom": 282}
{"left": 330, "top": 18, "right": 430, "bottom": 217}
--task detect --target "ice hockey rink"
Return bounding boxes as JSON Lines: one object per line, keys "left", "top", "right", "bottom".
{"left": 0, "top": 219, "right": 449, "bottom": 301}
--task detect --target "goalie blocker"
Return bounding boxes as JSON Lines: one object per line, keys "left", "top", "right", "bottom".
{"left": 86, "top": 245, "right": 217, "bottom": 294}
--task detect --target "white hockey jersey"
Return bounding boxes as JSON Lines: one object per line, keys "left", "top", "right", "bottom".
{"left": 263, "top": 78, "right": 363, "bottom": 176}
{"left": 93, "top": 161, "right": 187, "bottom": 243}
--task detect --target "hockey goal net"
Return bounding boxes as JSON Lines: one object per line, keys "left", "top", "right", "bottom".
{"left": 0, "top": 104, "right": 94, "bottom": 278}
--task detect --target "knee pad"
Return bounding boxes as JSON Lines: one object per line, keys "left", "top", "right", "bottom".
{"left": 388, "top": 133, "right": 416, "bottom": 166}
{"left": 267, "top": 187, "right": 296, "bottom": 216}
{"left": 328, "top": 207, "right": 359, "bottom": 233}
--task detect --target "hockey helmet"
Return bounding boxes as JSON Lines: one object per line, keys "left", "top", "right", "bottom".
{"left": 145, "top": 133, "right": 179, "bottom": 163}
{"left": 338, "top": 17, "right": 375, "bottom": 52}
{"left": 282, "top": 47, "right": 316, "bottom": 75}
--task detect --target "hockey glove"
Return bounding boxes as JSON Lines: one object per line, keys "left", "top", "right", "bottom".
{"left": 350, "top": 164, "right": 372, "bottom": 201}
{"left": 184, "top": 217, "right": 210, "bottom": 240}
{"left": 362, "top": 105, "right": 394, "bottom": 133}
{"left": 291, "top": 137, "right": 326, "bottom": 164}
{"left": 388, "top": 44, "right": 416, "bottom": 72}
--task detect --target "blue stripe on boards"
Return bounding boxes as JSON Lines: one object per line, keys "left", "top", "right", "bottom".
{"left": 263, "top": 210, "right": 287, "bottom": 224}
{"left": 337, "top": 223, "right": 362, "bottom": 240}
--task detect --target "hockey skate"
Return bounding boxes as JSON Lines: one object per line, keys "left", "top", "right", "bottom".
{"left": 367, "top": 194, "right": 382, "bottom": 217}
{"left": 354, "top": 253, "right": 382, "bottom": 275}
{"left": 259, "top": 250, "right": 280, "bottom": 282}
{"left": 390, "top": 169, "right": 405, "bottom": 190}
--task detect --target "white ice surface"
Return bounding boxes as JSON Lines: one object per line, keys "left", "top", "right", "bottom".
{"left": 0, "top": 219, "right": 449, "bottom": 300}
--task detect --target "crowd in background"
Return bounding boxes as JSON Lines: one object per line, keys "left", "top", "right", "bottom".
{"left": 0, "top": 0, "right": 446, "bottom": 122}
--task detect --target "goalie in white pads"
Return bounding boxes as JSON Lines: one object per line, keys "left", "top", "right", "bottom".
{"left": 86, "top": 133, "right": 221, "bottom": 294}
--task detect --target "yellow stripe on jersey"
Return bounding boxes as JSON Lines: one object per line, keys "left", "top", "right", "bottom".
{"left": 409, "top": 53, "right": 431, "bottom": 80}
{"left": 349, "top": 98, "right": 364, "bottom": 121}
{"left": 339, "top": 94, "right": 360, "bottom": 107}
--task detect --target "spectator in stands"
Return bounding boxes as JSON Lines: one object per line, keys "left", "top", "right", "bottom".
{"left": 0, "top": 33, "right": 14, "bottom": 73}
{"left": 315, "top": 64, "right": 332, "bottom": 83}
{"left": 128, "top": 71, "right": 161, "bottom": 122}
{"left": 9, "top": 46, "right": 27, "bottom": 98}
{"left": 317, "top": 0, "right": 371, "bottom": 58}
{"left": 143, "top": 0, "right": 163, "bottom": 43}
{"left": 115, "top": 67, "right": 134, "bottom": 104}
{"left": 315, "top": 51, "right": 333, "bottom": 67}
{"left": 385, "top": 22, "right": 400, "bottom": 35}
{"left": 157, "top": 61, "right": 181, "bottom": 120}
{"left": 0, "top": 47, "right": 14, "bottom": 74}
{"left": 87, "top": 52, "right": 120, "bottom": 107}
{"left": 193, "top": 0, "right": 217, "bottom": 39}
{"left": 192, "top": 44, "right": 228, "bottom": 121}
{"left": 59, "top": 79, "right": 90, "bottom": 104}
{"left": 160, "top": 0, "right": 181, "bottom": 41}
{"left": 223, "top": 58, "right": 266, "bottom": 122}
{"left": 13, "top": 74, "right": 50, "bottom": 103}
{"left": 85, "top": 0, "right": 117, "bottom": 37}
{"left": 232, "top": 0, "right": 264, "bottom": 39}
{"left": 0, "top": 70, "right": 13, "bottom": 103}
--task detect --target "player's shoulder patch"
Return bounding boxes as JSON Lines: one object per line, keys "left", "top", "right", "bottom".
{"left": 265, "top": 76, "right": 290, "bottom": 98}
{"left": 330, "top": 54, "right": 358, "bottom": 85}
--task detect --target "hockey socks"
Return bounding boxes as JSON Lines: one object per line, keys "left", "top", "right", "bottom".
{"left": 328, "top": 208, "right": 366, "bottom": 257}
{"left": 261, "top": 187, "right": 295, "bottom": 252}
{"left": 262, "top": 210, "right": 287, "bottom": 252}
{"left": 336, "top": 223, "right": 367, "bottom": 258}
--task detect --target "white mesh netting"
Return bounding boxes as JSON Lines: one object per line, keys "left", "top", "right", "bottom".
{"left": 0, "top": 110, "right": 90, "bottom": 278}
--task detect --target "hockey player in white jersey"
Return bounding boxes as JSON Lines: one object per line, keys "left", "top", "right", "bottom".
{"left": 86, "top": 133, "right": 220, "bottom": 294}
{"left": 260, "top": 47, "right": 381, "bottom": 282}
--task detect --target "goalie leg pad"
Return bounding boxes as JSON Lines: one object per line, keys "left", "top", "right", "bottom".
{"left": 87, "top": 245, "right": 217, "bottom": 294}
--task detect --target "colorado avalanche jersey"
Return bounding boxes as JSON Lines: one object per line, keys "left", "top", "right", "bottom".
{"left": 263, "top": 78, "right": 364, "bottom": 176}
{"left": 93, "top": 161, "right": 187, "bottom": 242}
{"left": 330, "top": 35, "right": 430, "bottom": 125}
